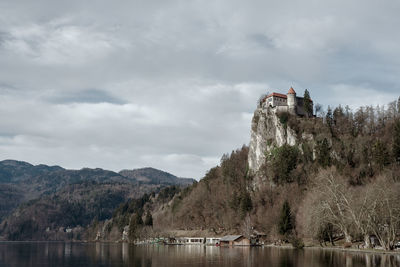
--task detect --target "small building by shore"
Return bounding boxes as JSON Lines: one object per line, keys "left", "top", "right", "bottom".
{"left": 220, "top": 235, "right": 250, "bottom": 246}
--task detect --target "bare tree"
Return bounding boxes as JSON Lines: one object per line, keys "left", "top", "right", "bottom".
{"left": 314, "top": 103, "right": 322, "bottom": 117}
{"left": 257, "top": 93, "right": 268, "bottom": 108}
{"left": 242, "top": 214, "right": 252, "bottom": 239}
{"left": 364, "top": 177, "right": 400, "bottom": 250}
{"left": 311, "top": 168, "right": 353, "bottom": 243}
{"left": 387, "top": 101, "right": 397, "bottom": 120}
{"left": 397, "top": 96, "right": 400, "bottom": 115}
{"left": 306, "top": 168, "right": 400, "bottom": 250}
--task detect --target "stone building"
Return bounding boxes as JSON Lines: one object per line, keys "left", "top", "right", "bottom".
{"left": 262, "top": 87, "right": 313, "bottom": 116}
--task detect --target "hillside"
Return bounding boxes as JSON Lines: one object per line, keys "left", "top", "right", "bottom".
{"left": 104, "top": 95, "right": 400, "bottom": 250}
{"left": 119, "top": 167, "right": 195, "bottom": 186}
{"left": 0, "top": 161, "right": 194, "bottom": 240}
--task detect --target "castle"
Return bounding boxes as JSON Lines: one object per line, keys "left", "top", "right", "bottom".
{"left": 261, "top": 87, "right": 313, "bottom": 117}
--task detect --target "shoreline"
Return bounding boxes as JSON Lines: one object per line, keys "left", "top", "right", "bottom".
{"left": 304, "top": 245, "right": 400, "bottom": 255}
{"left": 264, "top": 243, "right": 400, "bottom": 255}
{"left": 1, "top": 240, "right": 400, "bottom": 255}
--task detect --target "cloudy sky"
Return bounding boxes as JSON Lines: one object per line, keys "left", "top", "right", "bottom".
{"left": 0, "top": 0, "right": 399, "bottom": 179}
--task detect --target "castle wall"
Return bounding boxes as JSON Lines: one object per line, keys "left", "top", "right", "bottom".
{"left": 266, "top": 96, "right": 287, "bottom": 107}
{"left": 275, "top": 106, "right": 289, "bottom": 113}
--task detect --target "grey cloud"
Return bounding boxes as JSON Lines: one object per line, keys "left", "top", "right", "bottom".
{"left": 48, "top": 89, "right": 126, "bottom": 104}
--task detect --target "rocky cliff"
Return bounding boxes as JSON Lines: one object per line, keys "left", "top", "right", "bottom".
{"left": 248, "top": 107, "right": 314, "bottom": 188}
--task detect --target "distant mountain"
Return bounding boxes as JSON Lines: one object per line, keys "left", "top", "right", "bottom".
{"left": 119, "top": 167, "right": 195, "bottom": 186}
{"left": 0, "top": 160, "right": 194, "bottom": 240}
{"left": 0, "top": 160, "right": 64, "bottom": 183}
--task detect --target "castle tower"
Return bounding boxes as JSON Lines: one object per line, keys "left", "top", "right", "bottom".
{"left": 287, "top": 87, "right": 297, "bottom": 115}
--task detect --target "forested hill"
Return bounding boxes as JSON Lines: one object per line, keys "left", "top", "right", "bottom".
{"left": 0, "top": 160, "right": 194, "bottom": 241}
{"left": 106, "top": 96, "right": 400, "bottom": 250}
{"left": 119, "top": 167, "right": 195, "bottom": 186}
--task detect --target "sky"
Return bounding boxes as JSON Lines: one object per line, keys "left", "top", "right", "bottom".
{"left": 0, "top": 0, "right": 400, "bottom": 179}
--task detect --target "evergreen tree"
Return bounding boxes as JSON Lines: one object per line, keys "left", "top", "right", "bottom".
{"left": 144, "top": 212, "right": 153, "bottom": 226}
{"left": 128, "top": 214, "right": 137, "bottom": 241}
{"left": 326, "top": 106, "right": 333, "bottom": 129}
{"left": 333, "top": 105, "right": 344, "bottom": 125}
{"left": 134, "top": 212, "right": 143, "bottom": 226}
{"left": 269, "top": 144, "right": 299, "bottom": 184}
{"left": 373, "top": 140, "right": 391, "bottom": 169}
{"left": 128, "top": 212, "right": 143, "bottom": 241}
{"left": 303, "top": 89, "right": 313, "bottom": 117}
{"left": 278, "top": 200, "right": 294, "bottom": 236}
{"left": 239, "top": 191, "right": 253, "bottom": 215}
{"left": 229, "top": 190, "right": 240, "bottom": 209}
{"left": 393, "top": 120, "right": 400, "bottom": 162}
{"left": 317, "top": 138, "right": 331, "bottom": 168}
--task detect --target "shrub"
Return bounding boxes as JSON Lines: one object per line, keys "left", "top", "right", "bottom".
{"left": 268, "top": 145, "right": 299, "bottom": 184}
{"left": 290, "top": 236, "right": 304, "bottom": 249}
{"left": 278, "top": 111, "right": 289, "bottom": 125}
{"left": 343, "top": 242, "right": 352, "bottom": 248}
{"left": 278, "top": 200, "right": 294, "bottom": 236}
{"left": 316, "top": 138, "right": 331, "bottom": 168}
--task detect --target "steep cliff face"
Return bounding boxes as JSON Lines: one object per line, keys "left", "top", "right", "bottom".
{"left": 248, "top": 108, "right": 296, "bottom": 172}
{"left": 248, "top": 107, "right": 311, "bottom": 188}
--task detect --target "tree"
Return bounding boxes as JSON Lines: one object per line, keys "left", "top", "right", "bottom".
{"left": 128, "top": 214, "right": 138, "bottom": 241}
{"left": 310, "top": 168, "right": 353, "bottom": 243}
{"left": 278, "top": 200, "right": 294, "bottom": 236}
{"left": 144, "top": 212, "right": 153, "bottom": 226}
{"left": 308, "top": 168, "right": 400, "bottom": 249}
{"left": 268, "top": 145, "right": 299, "bottom": 184}
{"left": 354, "top": 107, "right": 367, "bottom": 135}
{"left": 363, "top": 177, "right": 400, "bottom": 250}
{"left": 303, "top": 89, "right": 313, "bottom": 117}
{"left": 258, "top": 93, "right": 268, "bottom": 108}
{"left": 326, "top": 106, "right": 333, "bottom": 129}
{"left": 128, "top": 212, "right": 144, "bottom": 241}
{"left": 397, "top": 96, "right": 400, "bottom": 115}
{"left": 393, "top": 120, "right": 400, "bottom": 162}
{"left": 317, "top": 138, "right": 331, "bottom": 168}
{"left": 316, "top": 223, "right": 335, "bottom": 246}
{"left": 388, "top": 101, "right": 397, "bottom": 120}
{"left": 239, "top": 190, "right": 253, "bottom": 215}
{"left": 242, "top": 214, "right": 252, "bottom": 239}
{"left": 314, "top": 103, "right": 322, "bottom": 117}
{"left": 373, "top": 140, "right": 391, "bottom": 169}
{"left": 333, "top": 106, "right": 344, "bottom": 125}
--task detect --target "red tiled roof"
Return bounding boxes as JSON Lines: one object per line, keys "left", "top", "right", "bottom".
{"left": 288, "top": 87, "right": 296, "bottom": 94}
{"left": 263, "top": 88, "right": 314, "bottom": 102}
{"left": 265, "top": 92, "right": 287, "bottom": 99}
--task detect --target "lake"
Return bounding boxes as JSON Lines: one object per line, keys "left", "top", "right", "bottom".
{"left": 0, "top": 242, "right": 399, "bottom": 267}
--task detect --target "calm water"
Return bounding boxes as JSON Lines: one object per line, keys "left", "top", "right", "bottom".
{"left": 0, "top": 242, "right": 400, "bottom": 267}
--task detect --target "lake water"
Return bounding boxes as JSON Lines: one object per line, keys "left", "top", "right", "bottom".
{"left": 0, "top": 242, "right": 399, "bottom": 267}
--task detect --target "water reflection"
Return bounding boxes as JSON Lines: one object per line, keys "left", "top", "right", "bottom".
{"left": 0, "top": 242, "right": 399, "bottom": 267}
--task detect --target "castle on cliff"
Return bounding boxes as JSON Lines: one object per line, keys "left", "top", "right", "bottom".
{"left": 261, "top": 87, "right": 313, "bottom": 117}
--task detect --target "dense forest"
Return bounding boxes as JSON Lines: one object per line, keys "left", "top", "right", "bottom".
{"left": 109, "top": 96, "right": 400, "bottom": 250}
